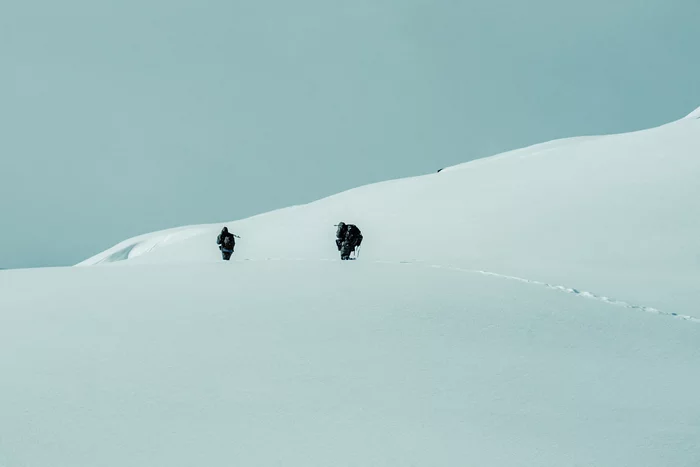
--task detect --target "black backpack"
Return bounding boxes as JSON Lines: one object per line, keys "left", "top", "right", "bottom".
{"left": 347, "top": 224, "right": 361, "bottom": 238}
{"left": 223, "top": 234, "right": 234, "bottom": 248}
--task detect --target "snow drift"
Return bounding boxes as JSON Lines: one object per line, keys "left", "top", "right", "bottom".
{"left": 2, "top": 261, "right": 700, "bottom": 467}
{"left": 1, "top": 108, "right": 699, "bottom": 466}
{"left": 81, "top": 113, "right": 700, "bottom": 318}
{"left": 685, "top": 105, "right": 700, "bottom": 119}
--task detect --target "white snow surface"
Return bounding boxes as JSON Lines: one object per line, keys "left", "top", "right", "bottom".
{"left": 81, "top": 116, "right": 700, "bottom": 318}
{"left": 684, "top": 105, "right": 700, "bottom": 119}
{"left": 2, "top": 261, "right": 700, "bottom": 466}
{"left": 1, "top": 114, "right": 700, "bottom": 466}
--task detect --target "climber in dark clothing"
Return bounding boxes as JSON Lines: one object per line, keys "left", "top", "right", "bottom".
{"left": 335, "top": 222, "right": 363, "bottom": 260}
{"left": 216, "top": 226, "right": 236, "bottom": 260}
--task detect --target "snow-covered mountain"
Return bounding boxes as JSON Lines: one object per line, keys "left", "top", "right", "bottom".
{"left": 81, "top": 109, "right": 700, "bottom": 318}
{"left": 685, "top": 105, "right": 700, "bottom": 119}
{"left": 1, "top": 109, "right": 699, "bottom": 466}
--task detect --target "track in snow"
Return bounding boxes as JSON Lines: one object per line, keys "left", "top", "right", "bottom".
{"left": 425, "top": 263, "right": 700, "bottom": 324}
{"left": 235, "top": 257, "right": 699, "bottom": 324}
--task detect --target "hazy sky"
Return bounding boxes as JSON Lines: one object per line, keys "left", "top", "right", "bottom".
{"left": 1, "top": 0, "right": 698, "bottom": 268}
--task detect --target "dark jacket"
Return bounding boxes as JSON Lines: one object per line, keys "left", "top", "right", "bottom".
{"left": 337, "top": 224, "right": 362, "bottom": 247}
{"left": 336, "top": 223, "right": 348, "bottom": 241}
{"left": 217, "top": 230, "right": 236, "bottom": 251}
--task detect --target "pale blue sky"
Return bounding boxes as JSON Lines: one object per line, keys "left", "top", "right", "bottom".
{"left": 1, "top": 0, "right": 698, "bottom": 268}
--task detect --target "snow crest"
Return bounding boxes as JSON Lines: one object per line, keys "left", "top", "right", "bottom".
{"left": 684, "top": 105, "right": 700, "bottom": 119}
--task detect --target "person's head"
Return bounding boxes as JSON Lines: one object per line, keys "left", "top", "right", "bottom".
{"left": 222, "top": 226, "right": 228, "bottom": 233}
{"left": 337, "top": 222, "right": 345, "bottom": 228}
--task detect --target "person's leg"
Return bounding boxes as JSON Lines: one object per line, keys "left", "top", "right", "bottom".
{"left": 340, "top": 242, "right": 351, "bottom": 260}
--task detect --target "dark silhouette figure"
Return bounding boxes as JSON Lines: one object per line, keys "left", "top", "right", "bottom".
{"left": 335, "top": 222, "right": 363, "bottom": 260}
{"left": 216, "top": 227, "right": 236, "bottom": 260}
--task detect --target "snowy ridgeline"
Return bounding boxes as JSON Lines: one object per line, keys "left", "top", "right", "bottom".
{"left": 79, "top": 111, "right": 700, "bottom": 318}
{"left": 685, "top": 105, "right": 700, "bottom": 119}
{"left": 0, "top": 110, "right": 699, "bottom": 466}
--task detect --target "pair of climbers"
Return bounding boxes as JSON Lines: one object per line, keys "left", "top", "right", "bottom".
{"left": 215, "top": 222, "right": 363, "bottom": 261}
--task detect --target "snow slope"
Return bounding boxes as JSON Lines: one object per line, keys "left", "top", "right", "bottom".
{"left": 81, "top": 115, "right": 700, "bottom": 318}
{"left": 1, "top": 261, "right": 699, "bottom": 467}
{"left": 1, "top": 110, "right": 699, "bottom": 466}
{"left": 685, "top": 105, "right": 700, "bottom": 119}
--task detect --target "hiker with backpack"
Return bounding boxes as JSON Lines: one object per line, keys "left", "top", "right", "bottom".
{"left": 216, "top": 226, "right": 237, "bottom": 260}
{"left": 335, "top": 222, "right": 363, "bottom": 260}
